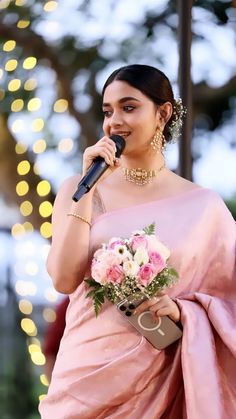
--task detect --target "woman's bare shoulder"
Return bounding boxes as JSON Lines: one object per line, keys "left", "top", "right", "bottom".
{"left": 60, "top": 174, "right": 82, "bottom": 189}
{"left": 165, "top": 170, "right": 202, "bottom": 193}
{"left": 57, "top": 174, "right": 82, "bottom": 196}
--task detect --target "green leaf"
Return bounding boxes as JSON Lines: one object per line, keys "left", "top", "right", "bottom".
{"left": 86, "top": 289, "right": 97, "bottom": 298}
{"left": 143, "top": 222, "right": 156, "bottom": 235}
{"left": 94, "top": 292, "right": 105, "bottom": 316}
{"left": 84, "top": 278, "right": 101, "bottom": 288}
{"left": 166, "top": 268, "right": 179, "bottom": 278}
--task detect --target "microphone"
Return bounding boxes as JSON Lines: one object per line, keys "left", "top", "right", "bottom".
{"left": 72, "top": 135, "right": 126, "bottom": 202}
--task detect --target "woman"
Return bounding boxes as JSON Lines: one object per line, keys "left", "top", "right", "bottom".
{"left": 39, "top": 65, "right": 236, "bottom": 418}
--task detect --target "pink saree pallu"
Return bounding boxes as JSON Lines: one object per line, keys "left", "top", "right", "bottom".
{"left": 39, "top": 188, "right": 236, "bottom": 419}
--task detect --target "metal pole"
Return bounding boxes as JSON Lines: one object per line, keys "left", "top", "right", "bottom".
{"left": 177, "top": 0, "right": 193, "bottom": 180}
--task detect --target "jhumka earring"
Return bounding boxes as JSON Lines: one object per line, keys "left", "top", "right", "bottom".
{"left": 150, "top": 129, "right": 166, "bottom": 153}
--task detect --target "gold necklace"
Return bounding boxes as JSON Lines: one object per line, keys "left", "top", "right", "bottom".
{"left": 122, "top": 162, "right": 165, "bottom": 186}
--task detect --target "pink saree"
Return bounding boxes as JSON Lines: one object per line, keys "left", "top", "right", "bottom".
{"left": 39, "top": 188, "right": 236, "bottom": 419}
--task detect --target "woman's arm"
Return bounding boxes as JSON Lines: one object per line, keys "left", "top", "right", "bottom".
{"left": 47, "top": 136, "right": 119, "bottom": 294}
{"left": 46, "top": 175, "right": 95, "bottom": 294}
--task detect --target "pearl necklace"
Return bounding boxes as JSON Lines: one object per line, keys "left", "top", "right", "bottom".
{"left": 122, "top": 162, "right": 165, "bottom": 186}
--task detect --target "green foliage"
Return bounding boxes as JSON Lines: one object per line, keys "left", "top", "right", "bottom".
{"left": 84, "top": 278, "right": 105, "bottom": 316}
{"left": 0, "top": 286, "right": 39, "bottom": 419}
{"left": 143, "top": 222, "right": 156, "bottom": 235}
{"left": 225, "top": 199, "right": 236, "bottom": 221}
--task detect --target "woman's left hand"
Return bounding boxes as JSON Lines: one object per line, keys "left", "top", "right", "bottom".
{"left": 134, "top": 291, "right": 180, "bottom": 323}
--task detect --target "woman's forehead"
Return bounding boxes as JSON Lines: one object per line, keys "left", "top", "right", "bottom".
{"left": 103, "top": 80, "right": 150, "bottom": 104}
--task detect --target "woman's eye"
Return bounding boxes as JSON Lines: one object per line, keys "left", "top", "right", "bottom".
{"left": 102, "top": 110, "right": 112, "bottom": 117}
{"left": 124, "top": 106, "right": 135, "bottom": 112}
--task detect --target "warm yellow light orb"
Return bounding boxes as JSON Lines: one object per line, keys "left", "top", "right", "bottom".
{"left": 17, "top": 160, "right": 30, "bottom": 175}
{"left": 31, "top": 352, "right": 45, "bottom": 365}
{"left": 19, "top": 299, "right": 33, "bottom": 315}
{"left": 40, "top": 374, "right": 49, "bottom": 387}
{"left": 21, "top": 318, "right": 37, "bottom": 336}
{"left": 44, "top": 287, "right": 58, "bottom": 303}
{"left": 0, "top": 1, "right": 11, "bottom": 10}
{"left": 11, "top": 119, "right": 23, "bottom": 133}
{"left": 15, "top": 280, "right": 36, "bottom": 296}
{"left": 27, "top": 98, "right": 41, "bottom": 111}
{"left": 44, "top": 1, "right": 58, "bottom": 12}
{"left": 5, "top": 59, "right": 18, "bottom": 71}
{"left": 15, "top": 0, "right": 27, "bottom": 5}
{"left": 25, "top": 261, "right": 38, "bottom": 276}
{"left": 43, "top": 308, "right": 56, "bottom": 323}
{"left": 40, "top": 222, "right": 52, "bottom": 238}
{"left": 32, "top": 118, "right": 44, "bottom": 132}
{"left": 3, "top": 40, "right": 16, "bottom": 52}
{"left": 15, "top": 142, "right": 27, "bottom": 154}
{"left": 11, "top": 223, "right": 25, "bottom": 238}
{"left": 39, "top": 201, "right": 53, "bottom": 218}
{"left": 20, "top": 201, "right": 33, "bottom": 216}
{"left": 28, "top": 343, "right": 41, "bottom": 354}
{"left": 23, "top": 222, "right": 34, "bottom": 232}
{"left": 23, "top": 56, "right": 37, "bottom": 70}
{"left": 58, "top": 138, "right": 74, "bottom": 153}
{"left": 8, "top": 78, "right": 21, "bottom": 92}
{"left": 33, "top": 139, "right": 46, "bottom": 153}
{"left": 11, "top": 99, "right": 24, "bottom": 112}
{"left": 53, "top": 99, "right": 68, "bottom": 113}
{"left": 37, "top": 180, "right": 51, "bottom": 196}
{"left": 24, "top": 78, "right": 37, "bottom": 91}
{"left": 16, "top": 180, "right": 29, "bottom": 196}
{"left": 17, "top": 20, "right": 30, "bottom": 29}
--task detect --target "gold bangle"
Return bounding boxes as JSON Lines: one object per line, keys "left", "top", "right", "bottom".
{"left": 67, "top": 212, "right": 91, "bottom": 227}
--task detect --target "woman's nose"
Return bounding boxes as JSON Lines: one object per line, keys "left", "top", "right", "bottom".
{"left": 109, "top": 112, "right": 123, "bottom": 127}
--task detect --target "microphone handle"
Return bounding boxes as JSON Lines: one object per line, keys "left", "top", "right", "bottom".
{"left": 72, "top": 157, "right": 108, "bottom": 202}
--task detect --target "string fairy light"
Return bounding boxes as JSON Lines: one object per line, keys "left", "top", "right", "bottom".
{"left": 1, "top": 0, "right": 67, "bottom": 401}
{"left": 43, "top": 1, "right": 58, "bottom": 13}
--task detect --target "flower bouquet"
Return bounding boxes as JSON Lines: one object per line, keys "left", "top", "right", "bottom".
{"left": 85, "top": 223, "right": 178, "bottom": 316}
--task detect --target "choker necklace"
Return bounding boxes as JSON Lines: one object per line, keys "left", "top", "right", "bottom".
{"left": 122, "top": 162, "right": 165, "bottom": 186}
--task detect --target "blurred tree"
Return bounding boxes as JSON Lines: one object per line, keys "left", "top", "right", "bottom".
{"left": 0, "top": 0, "right": 235, "bottom": 229}
{"left": 0, "top": 273, "right": 37, "bottom": 419}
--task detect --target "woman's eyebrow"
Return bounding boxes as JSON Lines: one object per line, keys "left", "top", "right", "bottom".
{"left": 102, "top": 96, "right": 141, "bottom": 107}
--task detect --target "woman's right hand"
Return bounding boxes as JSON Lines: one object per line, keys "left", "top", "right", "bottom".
{"left": 82, "top": 136, "right": 120, "bottom": 179}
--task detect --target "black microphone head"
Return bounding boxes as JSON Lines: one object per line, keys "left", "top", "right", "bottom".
{"left": 109, "top": 135, "right": 126, "bottom": 158}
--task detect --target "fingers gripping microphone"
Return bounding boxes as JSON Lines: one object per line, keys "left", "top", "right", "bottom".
{"left": 72, "top": 135, "right": 126, "bottom": 202}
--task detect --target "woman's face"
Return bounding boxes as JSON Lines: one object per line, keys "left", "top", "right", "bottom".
{"left": 102, "top": 80, "right": 162, "bottom": 155}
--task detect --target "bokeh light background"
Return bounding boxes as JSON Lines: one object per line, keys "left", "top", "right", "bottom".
{"left": 0, "top": 0, "right": 235, "bottom": 416}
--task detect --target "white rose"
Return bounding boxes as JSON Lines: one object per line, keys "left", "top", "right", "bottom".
{"left": 123, "top": 260, "right": 140, "bottom": 277}
{"left": 146, "top": 235, "right": 170, "bottom": 261}
{"left": 134, "top": 246, "right": 149, "bottom": 266}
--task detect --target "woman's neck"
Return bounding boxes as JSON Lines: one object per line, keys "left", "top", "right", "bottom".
{"left": 120, "top": 152, "right": 165, "bottom": 170}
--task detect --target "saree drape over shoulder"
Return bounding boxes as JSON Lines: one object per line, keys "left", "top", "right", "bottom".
{"left": 39, "top": 188, "right": 236, "bottom": 419}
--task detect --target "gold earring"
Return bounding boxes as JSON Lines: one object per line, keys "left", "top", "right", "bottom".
{"left": 150, "top": 129, "right": 166, "bottom": 152}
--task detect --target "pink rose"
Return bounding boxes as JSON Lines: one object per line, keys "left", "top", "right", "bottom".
{"left": 108, "top": 239, "right": 125, "bottom": 250}
{"left": 146, "top": 235, "right": 170, "bottom": 261}
{"left": 91, "top": 262, "right": 108, "bottom": 285}
{"left": 106, "top": 265, "right": 125, "bottom": 284}
{"left": 101, "top": 251, "right": 120, "bottom": 267}
{"left": 149, "top": 251, "right": 166, "bottom": 274}
{"left": 138, "top": 263, "right": 156, "bottom": 286}
{"left": 130, "top": 235, "right": 148, "bottom": 252}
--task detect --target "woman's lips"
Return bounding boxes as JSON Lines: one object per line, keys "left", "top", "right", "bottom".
{"left": 111, "top": 132, "right": 131, "bottom": 139}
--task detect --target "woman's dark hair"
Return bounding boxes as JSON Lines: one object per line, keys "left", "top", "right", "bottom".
{"left": 102, "top": 64, "right": 175, "bottom": 142}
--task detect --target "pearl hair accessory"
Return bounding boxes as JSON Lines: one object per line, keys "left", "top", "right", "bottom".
{"left": 168, "top": 98, "right": 187, "bottom": 140}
